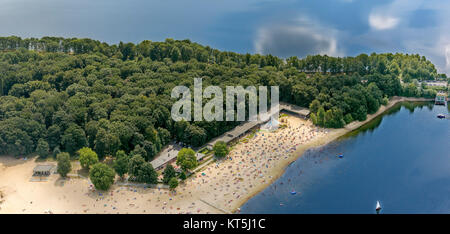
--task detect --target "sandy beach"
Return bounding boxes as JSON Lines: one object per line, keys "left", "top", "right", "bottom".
{"left": 0, "top": 97, "right": 432, "bottom": 214}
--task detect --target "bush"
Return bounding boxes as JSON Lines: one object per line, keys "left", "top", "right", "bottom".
{"left": 113, "top": 150, "right": 129, "bottom": 178}
{"left": 176, "top": 148, "right": 198, "bottom": 172}
{"left": 89, "top": 163, "right": 115, "bottom": 190}
{"left": 78, "top": 147, "right": 99, "bottom": 170}
{"left": 36, "top": 138, "right": 49, "bottom": 158}
{"left": 179, "top": 171, "right": 187, "bottom": 180}
{"left": 168, "top": 177, "right": 179, "bottom": 190}
{"left": 56, "top": 152, "right": 71, "bottom": 177}
{"left": 163, "top": 164, "right": 176, "bottom": 184}
{"left": 213, "top": 141, "right": 229, "bottom": 159}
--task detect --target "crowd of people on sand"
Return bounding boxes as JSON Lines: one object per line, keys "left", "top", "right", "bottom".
{"left": 175, "top": 116, "right": 328, "bottom": 213}
{"left": 0, "top": 116, "right": 330, "bottom": 214}
{"left": 71, "top": 116, "right": 326, "bottom": 214}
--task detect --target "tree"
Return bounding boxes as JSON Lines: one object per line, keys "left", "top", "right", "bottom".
{"left": 168, "top": 177, "right": 179, "bottom": 190}
{"left": 176, "top": 148, "right": 198, "bottom": 172}
{"left": 36, "top": 138, "right": 49, "bottom": 158}
{"left": 47, "top": 125, "right": 61, "bottom": 150}
{"left": 89, "top": 163, "right": 116, "bottom": 190}
{"left": 179, "top": 171, "right": 187, "bottom": 180}
{"left": 213, "top": 141, "right": 229, "bottom": 159}
{"left": 113, "top": 150, "right": 129, "bottom": 178}
{"left": 183, "top": 125, "right": 207, "bottom": 147}
{"left": 78, "top": 147, "right": 99, "bottom": 170}
{"left": 126, "top": 153, "right": 158, "bottom": 184}
{"left": 0, "top": 37, "right": 440, "bottom": 164}
{"left": 128, "top": 154, "right": 146, "bottom": 179}
{"left": 130, "top": 145, "right": 147, "bottom": 159}
{"left": 317, "top": 107, "right": 326, "bottom": 126}
{"left": 61, "top": 124, "right": 87, "bottom": 155}
{"left": 136, "top": 162, "right": 158, "bottom": 184}
{"left": 53, "top": 146, "right": 61, "bottom": 158}
{"left": 309, "top": 100, "right": 321, "bottom": 114}
{"left": 163, "top": 164, "right": 176, "bottom": 184}
{"left": 344, "top": 113, "right": 353, "bottom": 124}
{"left": 57, "top": 152, "right": 71, "bottom": 177}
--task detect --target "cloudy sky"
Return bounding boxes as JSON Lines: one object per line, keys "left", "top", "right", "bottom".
{"left": 1, "top": 0, "right": 450, "bottom": 74}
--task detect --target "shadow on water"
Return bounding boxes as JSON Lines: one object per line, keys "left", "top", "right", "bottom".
{"left": 341, "top": 102, "right": 434, "bottom": 140}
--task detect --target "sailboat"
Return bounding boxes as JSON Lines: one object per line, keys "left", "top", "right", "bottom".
{"left": 375, "top": 201, "right": 382, "bottom": 214}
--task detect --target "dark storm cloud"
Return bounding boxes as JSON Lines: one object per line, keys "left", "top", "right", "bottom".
{"left": 255, "top": 23, "right": 341, "bottom": 58}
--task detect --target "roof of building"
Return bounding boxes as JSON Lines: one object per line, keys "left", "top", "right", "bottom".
{"left": 150, "top": 144, "right": 181, "bottom": 169}
{"left": 279, "top": 102, "right": 311, "bottom": 117}
{"left": 207, "top": 103, "right": 310, "bottom": 147}
{"left": 33, "top": 165, "right": 54, "bottom": 172}
{"left": 151, "top": 102, "right": 310, "bottom": 169}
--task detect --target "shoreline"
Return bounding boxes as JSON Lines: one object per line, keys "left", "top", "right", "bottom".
{"left": 230, "top": 96, "right": 433, "bottom": 213}
{"left": 0, "top": 97, "right": 433, "bottom": 214}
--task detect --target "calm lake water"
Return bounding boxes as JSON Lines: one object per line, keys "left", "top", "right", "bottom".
{"left": 241, "top": 102, "right": 450, "bottom": 214}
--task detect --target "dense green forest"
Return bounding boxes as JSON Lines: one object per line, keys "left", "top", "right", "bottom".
{"left": 0, "top": 36, "right": 442, "bottom": 159}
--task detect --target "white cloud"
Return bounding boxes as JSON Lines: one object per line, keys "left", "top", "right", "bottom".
{"left": 368, "top": 14, "right": 399, "bottom": 30}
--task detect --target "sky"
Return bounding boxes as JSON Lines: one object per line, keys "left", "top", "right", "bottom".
{"left": 1, "top": 0, "right": 449, "bottom": 74}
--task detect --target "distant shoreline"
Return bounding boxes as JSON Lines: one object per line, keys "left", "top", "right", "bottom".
{"left": 231, "top": 96, "right": 433, "bottom": 213}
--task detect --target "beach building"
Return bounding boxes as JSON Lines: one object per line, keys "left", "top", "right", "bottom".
{"left": 151, "top": 102, "right": 310, "bottom": 169}
{"left": 279, "top": 102, "right": 310, "bottom": 118}
{"left": 207, "top": 102, "right": 310, "bottom": 149}
{"left": 207, "top": 121, "right": 261, "bottom": 150}
{"left": 33, "top": 165, "right": 54, "bottom": 176}
{"left": 150, "top": 143, "right": 181, "bottom": 170}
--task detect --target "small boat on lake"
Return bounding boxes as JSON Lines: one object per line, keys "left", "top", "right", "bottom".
{"left": 375, "top": 201, "right": 382, "bottom": 214}
{"left": 437, "top": 114, "right": 445, "bottom": 119}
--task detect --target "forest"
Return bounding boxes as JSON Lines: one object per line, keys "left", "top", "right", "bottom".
{"left": 0, "top": 36, "right": 443, "bottom": 159}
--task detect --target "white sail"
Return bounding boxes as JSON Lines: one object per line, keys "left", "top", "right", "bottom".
{"left": 376, "top": 201, "right": 381, "bottom": 210}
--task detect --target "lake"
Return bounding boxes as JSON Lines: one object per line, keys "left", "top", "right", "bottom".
{"left": 241, "top": 102, "right": 450, "bottom": 214}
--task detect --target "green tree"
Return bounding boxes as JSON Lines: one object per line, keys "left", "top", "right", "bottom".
{"left": 56, "top": 152, "right": 71, "bottom": 177}
{"left": 128, "top": 154, "right": 146, "bottom": 180}
{"left": 163, "top": 164, "right": 176, "bottom": 184}
{"left": 168, "top": 177, "right": 179, "bottom": 190}
{"left": 136, "top": 162, "right": 158, "bottom": 184}
{"left": 61, "top": 124, "right": 87, "bottom": 155}
{"left": 317, "top": 107, "right": 326, "bottom": 126}
{"left": 179, "top": 171, "right": 187, "bottom": 180}
{"left": 53, "top": 146, "right": 61, "bottom": 158}
{"left": 213, "top": 141, "right": 229, "bottom": 159}
{"left": 176, "top": 148, "right": 198, "bottom": 172}
{"left": 344, "top": 113, "right": 353, "bottom": 124}
{"left": 113, "top": 150, "right": 129, "bottom": 178}
{"left": 36, "top": 138, "right": 49, "bottom": 158}
{"left": 309, "top": 100, "right": 321, "bottom": 114}
{"left": 89, "top": 163, "right": 116, "bottom": 190}
{"left": 78, "top": 147, "right": 99, "bottom": 170}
